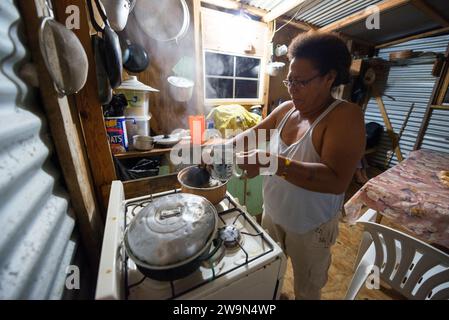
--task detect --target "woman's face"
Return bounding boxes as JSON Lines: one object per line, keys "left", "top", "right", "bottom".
{"left": 286, "top": 57, "right": 336, "bottom": 115}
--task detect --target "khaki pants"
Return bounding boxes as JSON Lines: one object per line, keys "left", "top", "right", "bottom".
{"left": 262, "top": 212, "right": 339, "bottom": 300}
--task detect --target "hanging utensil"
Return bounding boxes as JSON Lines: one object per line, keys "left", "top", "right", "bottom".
{"left": 119, "top": 36, "right": 149, "bottom": 73}
{"left": 92, "top": 36, "right": 113, "bottom": 104}
{"left": 87, "top": 0, "right": 112, "bottom": 104}
{"left": 38, "top": 2, "right": 88, "bottom": 96}
{"left": 134, "top": 0, "right": 190, "bottom": 44}
{"left": 100, "top": 0, "right": 132, "bottom": 31}
{"left": 88, "top": 0, "right": 123, "bottom": 89}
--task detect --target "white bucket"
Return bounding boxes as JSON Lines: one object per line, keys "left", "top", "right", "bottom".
{"left": 125, "top": 114, "right": 152, "bottom": 149}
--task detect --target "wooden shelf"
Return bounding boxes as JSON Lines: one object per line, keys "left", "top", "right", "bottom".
{"left": 114, "top": 138, "right": 228, "bottom": 160}
{"left": 114, "top": 147, "right": 173, "bottom": 160}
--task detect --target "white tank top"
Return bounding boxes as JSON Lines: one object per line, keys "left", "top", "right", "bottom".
{"left": 263, "top": 99, "right": 345, "bottom": 234}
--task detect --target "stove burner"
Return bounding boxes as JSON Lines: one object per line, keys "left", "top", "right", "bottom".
{"left": 219, "top": 225, "right": 242, "bottom": 249}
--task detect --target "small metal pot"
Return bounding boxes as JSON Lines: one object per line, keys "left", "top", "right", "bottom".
{"left": 124, "top": 193, "right": 220, "bottom": 281}
{"left": 178, "top": 166, "right": 227, "bottom": 205}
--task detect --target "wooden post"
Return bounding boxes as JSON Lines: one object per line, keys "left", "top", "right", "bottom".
{"left": 17, "top": 0, "right": 104, "bottom": 272}
{"left": 375, "top": 96, "right": 403, "bottom": 162}
{"left": 414, "top": 43, "right": 449, "bottom": 150}
{"left": 52, "top": 0, "right": 117, "bottom": 214}
{"left": 193, "top": 0, "right": 205, "bottom": 115}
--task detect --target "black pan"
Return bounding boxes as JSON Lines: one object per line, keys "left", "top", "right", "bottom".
{"left": 92, "top": 36, "right": 112, "bottom": 104}
{"left": 121, "top": 37, "right": 149, "bottom": 73}
{"left": 87, "top": 0, "right": 112, "bottom": 104}
{"left": 89, "top": 0, "right": 122, "bottom": 89}
{"left": 102, "top": 24, "right": 122, "bottom": 88}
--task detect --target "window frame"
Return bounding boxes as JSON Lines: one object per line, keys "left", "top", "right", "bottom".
{"left": 203, "top": 49, "right": 265, "bottom": 105}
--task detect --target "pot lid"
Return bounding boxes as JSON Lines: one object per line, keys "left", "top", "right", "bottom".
{"left": 153, "top": 134, "right": 181, "bottom": 146}
{"left": 117, "top": 76, "right": 159, "bottom": 92}
{"left": 125, "top": 193, "right": 217, "bottom": 267}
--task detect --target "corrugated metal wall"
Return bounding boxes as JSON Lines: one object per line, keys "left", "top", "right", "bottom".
{"left": 0, "top": 0, "right": 76, "bottom": 299}
{"left": 365, "top": 34, "right": 449, "bottom": 168}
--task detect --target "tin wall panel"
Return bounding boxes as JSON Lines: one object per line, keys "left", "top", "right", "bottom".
{"left": 0, "top": 0, "right": 76, "bottom": 299}
{"left": 364, "top": 34, "right": 449, "bottom": 168}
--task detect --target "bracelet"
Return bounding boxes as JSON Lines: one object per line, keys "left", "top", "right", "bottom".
{"left": 280, "top": 158, "right": 291, "bottom": 179}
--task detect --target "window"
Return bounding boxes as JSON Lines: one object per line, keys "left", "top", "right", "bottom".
{"left": 204, "top": 51, "right": 261, "bottom": 101}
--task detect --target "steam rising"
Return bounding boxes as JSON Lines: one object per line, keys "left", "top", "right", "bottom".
{"left": 121, "top": 0, "right": 196, "bottom": 133}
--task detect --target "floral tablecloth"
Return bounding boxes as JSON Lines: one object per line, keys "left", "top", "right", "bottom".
{"left": 344, "top": 149, "right": 449, "bottom": 248}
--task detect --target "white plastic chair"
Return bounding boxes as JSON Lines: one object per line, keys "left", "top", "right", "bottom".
{"left": 352, "top": 209, "right": 378, "bottom": 270}
{"left": 345, "top": 219, "right": 449, "bottom": 300}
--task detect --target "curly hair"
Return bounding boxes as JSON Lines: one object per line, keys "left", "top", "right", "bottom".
{"left": 287, "top": 32, "right": 351, "bottom": 87}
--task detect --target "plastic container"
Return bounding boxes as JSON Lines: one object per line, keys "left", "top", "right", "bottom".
{"left": 104, "top": 116, "right": 128, "bottom": 154}
{"left": 125, "top": 114, "right": 152, "bottom": 149}
{"left": 266, "top": 61, "right": 285, "bottom": 76}
{"left": 188, "top": 115, "right": 205, "bottom": 145}
{"left": 167, "top": 76, "right": 194, "bottom": 102}
{"left": 115, "top": 76, "right": 158, "bottom": 117}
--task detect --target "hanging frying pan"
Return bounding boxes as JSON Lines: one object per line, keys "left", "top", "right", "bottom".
{"left": 93, "top": 36, "right": 112, "bottom": 104}
{"left": 119, "top": 35, "right": 149, "bottom": 73}
{"left": 90, "top": 0, "right": 123, "bottom": 89}
{"left": 87, "top": 0, "right": 112, "bottom": 104}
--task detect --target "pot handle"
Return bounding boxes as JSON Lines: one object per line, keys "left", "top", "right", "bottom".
{"left": 199, "top": 238, "right": 223, "bottom": 262}
{"left": 160, "top": 207, "right": 182, "bottom": 220}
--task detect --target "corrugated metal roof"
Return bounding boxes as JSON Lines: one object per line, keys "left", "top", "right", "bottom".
{"left": 0, "top": 0, "right": 76, "bottom": 299}
{"left": 288, "top": 0, "right": 384, "bottom": 27}
{"left": 339, "top": 3, "right": 441, "bottom": 45}
{"left": 237, "top": 0, "right": 449, "bottom": 45}
{"left": 240, "top": 0, "right": 384, "bottom": 26}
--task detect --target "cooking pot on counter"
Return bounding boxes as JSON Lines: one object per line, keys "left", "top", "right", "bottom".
{"left": 124, "top": 193, "right": 222, "bottom": 281}
{"left": 178, "top": 166, "right": 228, "bottom": 205}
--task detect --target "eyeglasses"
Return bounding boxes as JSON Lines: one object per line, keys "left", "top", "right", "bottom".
{"left": 283, "top": 74, "right": 321, "bottom": 88}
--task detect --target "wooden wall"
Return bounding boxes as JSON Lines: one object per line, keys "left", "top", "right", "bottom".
{"left": 121, "top": 0, "right": 201, "bottom": 135}
{"left": 267, "top": 24, "right": 302, "bottom": 114}
{"left": 121, "top": 3, "right": 274, "bottom": 132}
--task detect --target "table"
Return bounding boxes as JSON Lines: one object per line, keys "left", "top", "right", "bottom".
{"left": 344, "top": 149, "right": 449, "bottom": 249}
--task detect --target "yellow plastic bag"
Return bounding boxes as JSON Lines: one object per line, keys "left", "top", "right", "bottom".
{"left": 206, "top": 104, "right": 262, "bottom": 138}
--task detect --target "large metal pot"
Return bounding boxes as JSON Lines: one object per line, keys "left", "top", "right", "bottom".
{"left": 178, "top": 166, "right": 227, "bottom": 205}
{"left": 124, "top": 193, "right": 221, "bottom": 281}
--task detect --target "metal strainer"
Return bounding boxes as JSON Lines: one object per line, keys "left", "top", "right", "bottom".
{"left": 38, "top": 17, "right": 88, "bottom": 96}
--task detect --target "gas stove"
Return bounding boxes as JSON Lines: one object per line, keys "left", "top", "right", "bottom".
{"left": 95, "top": 181, "right": 286, "bottom": 300}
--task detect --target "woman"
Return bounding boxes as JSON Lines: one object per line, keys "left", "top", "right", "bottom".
{"left": 230, "top": 32, "right": 366, "bottom": 299}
